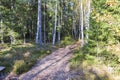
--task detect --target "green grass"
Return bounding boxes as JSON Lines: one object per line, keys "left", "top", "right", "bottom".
{"left": 0, "top": 43, "right": 52, "bottom": 74}
{"left": 70, "top": 42, "right": 120, "bottom": 80}
{"left": 61, "top": 36, "right": 75, "bottom": 47}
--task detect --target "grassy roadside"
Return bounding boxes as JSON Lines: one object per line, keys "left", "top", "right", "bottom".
{"left": 0, "top": 43, "right": 53, "bottom": 75}
{"left": 70, "top": 43, "right": 120, "bottom": 80}
{"left": 0, "top": 36, "right": 75, "bottom": 75}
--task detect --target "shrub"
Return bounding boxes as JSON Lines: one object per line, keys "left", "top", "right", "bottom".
{"left": 13, "top": 60, "right": 27, "bottom": 74}
{"left": 61, "top": 36, "right": 74, "bottom": 46}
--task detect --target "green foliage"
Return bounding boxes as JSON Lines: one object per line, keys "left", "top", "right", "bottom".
{"left": 13, "top": 50, "right": 51, "bottom": 74}
{"left": 71, "top": 0, "right": 120, "bottom": 77}
{"left": 99, "top": 50, "right": 119, "bottom": 66}
{"left": 13, "top": 60, "right": 27, "bottom": 74}
{"left": 0, "top": 44, "right": 9, "bottom": 50}
{"left": 70, "top": 44, "right": 119, "bottom": 80}
{"left": 0, "top": 43, "right": 51, "bottom": 74}
{"left": 0, "top": 0, "right": 120, "bottom": 79}
{"left": 61, "top": 36, "right": 74, "bottom": 46}
{"left": 0, "top": 0, "right": 38, "bottom": 43}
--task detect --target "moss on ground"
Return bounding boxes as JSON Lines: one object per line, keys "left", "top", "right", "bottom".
{"left": 0, "top": 43, "right": 52, "bottom": 74}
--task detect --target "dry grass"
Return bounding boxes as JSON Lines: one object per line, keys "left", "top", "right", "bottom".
{"left": 0, "top": 43, "right": 52, "bottom": 74}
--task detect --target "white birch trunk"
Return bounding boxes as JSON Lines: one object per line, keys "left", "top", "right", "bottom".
{"left": 80, "top": 0, "right": 84, "bottom": 47}
{"left": 0, "top": 20, "right": 4, "bottom": 44}
{"left": 36, "top": 0, "right": 42, "bottom": 48}
{"left": 44, "top": 0, "right": 46, "bottom": 44}
{"left": 73, "top": 18, "right": 76, "bottom": 39}
{"left": 52, "top": 0, "right": 58, "bottom": 45}
{"left": 79, "top": 7, "right": 81, "bottom": 41}
{"left": 86, "top": 0, "right": 91, "bottom": 43}
{"left": 10, "top": 0, "right": 15, "bottom": 44}
{"left": 58, "top": 18, "right": 61, "bottom": 45}
{"left": 36, "top": 23, "right": 39, "bottom": 44}
{"left": 23, "top": 30, "right": 26, "bottom": 44}
{"left": 0, "top": 1, "right": 4, "bottom": 44}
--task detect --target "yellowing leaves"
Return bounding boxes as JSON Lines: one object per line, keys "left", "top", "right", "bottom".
{"left": 106, "top": 44, "right": 120, "bottom": 57}
{"left": 95, "top": 13, "right": 116, "bottom": 25}
{"left": 106, "top": 0, "right": 119, "bottom": 7}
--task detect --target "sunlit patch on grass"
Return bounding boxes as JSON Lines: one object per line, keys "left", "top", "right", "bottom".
{"left": 0, "top": 43, "right": 52, "bottom": 74}
{"left": 70, "top": 43, "right": 120, "bottom": 80}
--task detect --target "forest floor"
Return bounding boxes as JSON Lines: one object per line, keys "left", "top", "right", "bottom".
{"left": 5, "top": 43, "right": 120, "bottom": 80}
{"left": 6, "top": 43, "right": 82, "bottom": 80}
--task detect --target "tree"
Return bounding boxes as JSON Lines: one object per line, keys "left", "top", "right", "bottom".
{"left": 80, "top": 0, "right": 84, "bottom": 47}
{"left": 86, "top": 0, "right": 91, "bottom": 43}
{"left": 43, "top": 0, "right": 46, "bottom": 44}
{"left": 36, "top": 0, "right": 42, "bottom": 48}
{"left": 52, "top": 0, "right": 58, "bottom": 45}
{"left": 0, "top": 20, "right": 4, "bottom": 44}
{"left": 0, "top": 1, "right": 4, "bottom": 44}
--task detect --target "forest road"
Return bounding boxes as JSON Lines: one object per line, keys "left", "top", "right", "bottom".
{"left": 18, "top": 44, "right": 81, "bottom": 80}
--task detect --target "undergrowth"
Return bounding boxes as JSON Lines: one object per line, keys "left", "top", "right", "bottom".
{"left": 70, "top": 41, "right": 120, "bottom": 80}
{"left": 0, "top": 43, "right": 51, "bottom": 74}
{"left": 61, "top": 36, "right": 75, "bottom": 47}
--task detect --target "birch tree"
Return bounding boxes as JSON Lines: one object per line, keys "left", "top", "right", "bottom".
{"left": 58, "top": 17, "right": 61, "bottom": 45}
{"left": 0, "top": 1, "right": 4, "bottom": 44}
{"left": 43, "top": 0, "right": 46, "bottom": 44}
{"left": 52, "top": 0, "right": 58, "bottom": 45}
{"left": 36, "top": 0, "right": 42, "bottom": 48}
{"left": 80, "top": 0, "right": 84, "bottom": 47}
{"left": 57, "top": 0, "right": 63, "bottom": 45}
{"left": 86, "top": 0, "right": 91, "bottom": 43}
{"left": 0, "top": 20, "right": 4, "bottom": 44}
{"left": 10, "top": 0, "right": 15, "bottom": 44}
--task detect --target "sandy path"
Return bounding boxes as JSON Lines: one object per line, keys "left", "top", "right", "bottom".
{"left": 18, "top": 44, "right": 80, "bottom": 80}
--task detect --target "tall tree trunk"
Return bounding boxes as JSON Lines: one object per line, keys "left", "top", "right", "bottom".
{"left": 36, "top": 0, "right": 42, "bottom": 48}
{"left": 23, "top": 25, "right": 26, "bottom": 44}
{"left": 0, "top": 1, "right": 4, "bottom": 44}
{"left": 78, "top": 2, "right": 81, "bottom": 41}
{"left": 0, "top": 20, "right": 4, "bottom": 44}
{"left": 10, "top": 0, "right": 15, "bottom": 44}
{"left": 58, "top": 17, "right": 61, "bottom": 45}
{"left": 36, "top": 24, "right": 39, "bottom": 44}
{"left": 29, "top": 20, "right": 32, "bottom": 40}
{"left": 80, "top": 0, "right": 84, "bottom": 47}
{"left": 52, "top": 0, "right": 58, "bottom": 45}
{"left": 31, "top": 20, "right": 34, "bottom": 39}
{"left": 10, "top": 36, "right": 15, "bottom": 44}
{"left": 43, "top": 0, "right": 46, "bottom": 44}
{"left": 86, "top": 0, "right": 91, "bottom": 43}
{"left": 73, "top": 17, "right": 76, "bottom": 39}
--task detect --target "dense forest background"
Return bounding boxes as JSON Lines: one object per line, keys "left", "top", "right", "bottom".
{"left": 0, "top": 0, "right": 120, "bottom": 80}
{"left": 0, "top": 0, "right": 120, "bottom": 46}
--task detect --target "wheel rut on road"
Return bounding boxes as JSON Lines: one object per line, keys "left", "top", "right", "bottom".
{"left": 19, "top": 44, "right": 80, "bottom": 80}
